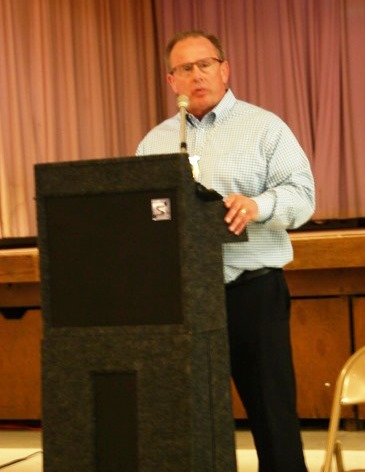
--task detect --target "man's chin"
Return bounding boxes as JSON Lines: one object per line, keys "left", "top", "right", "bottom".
{"left": 189, "top": 98, "right": 212, "bottom": 114}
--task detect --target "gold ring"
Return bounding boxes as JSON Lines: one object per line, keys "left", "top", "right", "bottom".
{"left": 240, "top": 208, "right": 247, "bottom": 215}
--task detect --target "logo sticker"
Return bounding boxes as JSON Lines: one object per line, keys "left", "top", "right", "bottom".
{"left": 151, "top": 198, "right": 172, "bottom": 221}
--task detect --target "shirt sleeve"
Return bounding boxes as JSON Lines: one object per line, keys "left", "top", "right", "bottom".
{"left": 251, "top": 119, "right": 315, "bottom": 230}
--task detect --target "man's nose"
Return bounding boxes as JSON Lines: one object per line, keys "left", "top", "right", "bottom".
{"left": 191, "top": 64, "right": 203, "bottom": 77}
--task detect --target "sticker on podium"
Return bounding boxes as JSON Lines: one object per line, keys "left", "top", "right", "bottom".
{"left": 151, "top": 198, "right": 172, "bottom": 221}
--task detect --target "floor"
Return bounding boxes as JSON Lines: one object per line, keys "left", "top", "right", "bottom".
{"left": 0, "top": 424, "right": 364, "bottom": 471}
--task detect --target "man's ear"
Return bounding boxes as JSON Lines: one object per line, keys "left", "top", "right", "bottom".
{"left": 221, "top": 60, "right": 230, "bottom": 86}
{"left": 167, "top": 73, "right": 178, "bottom": 94}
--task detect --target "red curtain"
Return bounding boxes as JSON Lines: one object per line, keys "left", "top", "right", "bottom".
{"left": 0, "top": 0, "right": 364, "bottom": 237}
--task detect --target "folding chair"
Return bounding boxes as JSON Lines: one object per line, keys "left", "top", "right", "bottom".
{"left": 322, "top": 345, "right": 365, "bottom": 472}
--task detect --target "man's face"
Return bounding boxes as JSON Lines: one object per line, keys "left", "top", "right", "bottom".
{"left": 167, "top": 37, "right": 230, "bottom": 120}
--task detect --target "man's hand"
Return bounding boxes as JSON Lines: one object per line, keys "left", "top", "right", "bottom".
{"left": 224, "top": 194, "right": 258, "bottom": 235}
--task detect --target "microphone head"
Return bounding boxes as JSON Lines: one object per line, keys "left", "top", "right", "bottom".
{"left": 177, "top": 94, "right": 189, "bottom": 109}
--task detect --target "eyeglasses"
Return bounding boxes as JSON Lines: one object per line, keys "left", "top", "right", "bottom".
{"left": 169, "top": 57, "right": 223, "bottom": 77}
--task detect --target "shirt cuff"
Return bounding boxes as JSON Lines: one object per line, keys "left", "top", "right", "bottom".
{"left": 252, "top": 192, "right": 275, "bottom": 222}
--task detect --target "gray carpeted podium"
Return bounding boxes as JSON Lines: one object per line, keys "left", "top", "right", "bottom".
{"left": 35, "top": 154, "right": 246, "bottom": 472}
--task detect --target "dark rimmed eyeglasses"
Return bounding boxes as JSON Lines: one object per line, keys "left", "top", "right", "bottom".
{"left": 169, "top": 57, "right": 223, "bottom": 77}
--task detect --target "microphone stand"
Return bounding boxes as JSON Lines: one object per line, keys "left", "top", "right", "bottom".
{"left": 176, "top": 95, "right": 222, "bottom": 200}
{"left": 177, "top": 95, "right": 189, "bottom": 154}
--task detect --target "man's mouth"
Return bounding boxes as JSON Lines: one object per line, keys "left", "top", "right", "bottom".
{"left": 193, "top": 87, "right": 207, "bottom": 95}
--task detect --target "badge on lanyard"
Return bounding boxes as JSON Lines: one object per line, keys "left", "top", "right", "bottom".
{"left": 188, "top": 155, "right": 201, "bottom": 181}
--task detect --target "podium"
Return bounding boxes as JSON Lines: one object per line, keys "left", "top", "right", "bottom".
{"left": 35, "top": 154, "right": 245, "bottom": 472}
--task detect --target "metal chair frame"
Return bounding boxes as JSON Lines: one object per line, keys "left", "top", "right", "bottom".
{"left": 322, "top": 345, "right": 365, "bottom": 472}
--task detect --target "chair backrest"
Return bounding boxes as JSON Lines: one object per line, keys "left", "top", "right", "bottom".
{"left": 340, "top": 345, "right": 365, "bottom": 405}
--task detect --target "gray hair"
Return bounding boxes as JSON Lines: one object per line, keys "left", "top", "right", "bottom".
{"left": 165, "top": 30, "right": 226, "bottom": 70}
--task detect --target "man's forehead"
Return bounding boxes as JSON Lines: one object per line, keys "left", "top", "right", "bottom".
{"left": 170, "top": 37, "right": 216, "bottom": 62}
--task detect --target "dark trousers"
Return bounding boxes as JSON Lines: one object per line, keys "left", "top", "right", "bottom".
{"left": 225, "top": 269, "right": 308, "bottom": 472}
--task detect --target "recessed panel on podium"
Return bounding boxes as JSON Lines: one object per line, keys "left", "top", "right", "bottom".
{"left": 43, "top": 189, "right": 181, "bottom": 327}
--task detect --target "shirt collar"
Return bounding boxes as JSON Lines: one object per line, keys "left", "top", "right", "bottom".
{"left": 186, "top": 89, "right": 237, "bottom": 127}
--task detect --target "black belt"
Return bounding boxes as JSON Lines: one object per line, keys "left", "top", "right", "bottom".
{"left": 226, "top": 267, "right": 276, "bottom": 287}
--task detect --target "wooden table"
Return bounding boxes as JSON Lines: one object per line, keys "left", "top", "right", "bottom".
{"left": 1, "top": 230, "right": 365, "bottom": 420}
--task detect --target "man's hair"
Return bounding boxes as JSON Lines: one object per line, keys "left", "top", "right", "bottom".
{"left": 165, "top": 30, "right": 226, "bottom": 70}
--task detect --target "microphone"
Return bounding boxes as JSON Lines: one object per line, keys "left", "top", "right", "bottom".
{"left": 176, "top": 94, "right": 201, "bottom": 182}
{"left": 177, "top": 94, "right": 189, "bottom": 154}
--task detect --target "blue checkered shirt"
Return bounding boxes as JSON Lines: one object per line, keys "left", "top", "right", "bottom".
{"left": 136, "top": 89, "right": 315, "bottom": 283}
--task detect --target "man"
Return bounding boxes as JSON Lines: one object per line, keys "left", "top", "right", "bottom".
{"left": 136, "top": 30, "right": 315, "bottom": 472}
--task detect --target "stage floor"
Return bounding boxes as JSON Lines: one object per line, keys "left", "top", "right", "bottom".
{"left": 1, "top": 427, "right": 365, "bottom": 471}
